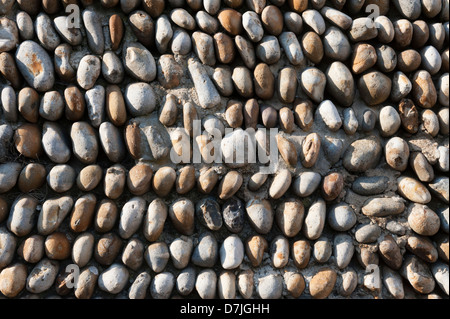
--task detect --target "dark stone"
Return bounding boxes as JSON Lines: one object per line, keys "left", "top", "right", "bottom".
{"left": 222, "top": 197, "right": 245, "bottom": 233}
{"left": 195, "top": 197, "right": 223, "bottom": 231}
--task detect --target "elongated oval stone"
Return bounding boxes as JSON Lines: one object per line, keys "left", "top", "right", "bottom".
{"left": 15, "top": 40, "right": 54, "bottom": 92}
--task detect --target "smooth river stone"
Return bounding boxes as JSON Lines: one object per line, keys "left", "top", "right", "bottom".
{"left": 15, "top": 40, "right": 55, "bottom": 92}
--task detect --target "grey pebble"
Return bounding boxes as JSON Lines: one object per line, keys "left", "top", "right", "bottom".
{"left": 99, "top": 122, "right": 126, "bottom": 163}
{"left": 53, "top": 16, "right": 82, "bottom": 46}
{"left": 176, "top": 267, "right": 196, "bottom": 296}
{"left": 77, "top": 55, "right": 101, "bottom": 90}
{"left": 26, "top": 259, "right": 58, "bottom": 294}
{"left": 123, "top": 42, "right": 156, "bottom": 82}
{"left": 257, "top": 274, "right": 283, "bottom": 299}
{"left": 150, "top": 272, "right": 175, "bottom": 299}
{"left": 327, "top": 203, "right": 357, "bottom": 232}
{"left": 129, "top": 272, "right": 151, "bottom": 299}
{"left": 42, "top": 122, "right": 71, "bottom": 164}
{"left": 188, "top": 57, "right": 221, "bottom": 109}
{"left": 144, "top": 242, "right": 170, "bottom": 273}
{"left": 39, "top": 91, "right": 64, "bottom": 121}
{"left": 355, "top": 224, "right": 382, "bottom": 243}
{"left": 82, "top": 7, "right": 104, "bottom": 55}
{"left": 352, "top": 176, "right": 389, "bottom": 196}
{"left": 98, "top": 263, "right": 129, "bottom": 294}
{"left": 256, "top": 36, "right": 281, "bottom": 65}
{"left": 47, "top": 164, "right": 76, "bottom": 193}
{"left": 313, "top": 237, "right": 332, "bottom": 263}
{"left": 15, "top": 41, "right": 55, "bottom": 92}
{"left": 155, "top": 15, "right": 173, "bottom": 54}
{"left": 85, "top": 85, "right": 105, "bottom": 128}
{"left": 169, "top": 236, "right": 194, "bottom": 269}
{"left": 333, "top": 233, "right": 354, "bottom": 269}
{"left": 124, "top": 82, "right": 156, "bottom": 117}
{"left": 102, "top": 51, "right": 124, "bottom": 84}
{"left": 15, "top": 11, "right": 34, "bottom": 40}
{"left": 171, "top": 28, "right": 192, "bottom": 55}
{"left": 0, "top": 162, "right": 22, "bottom": 193}
{"left": 191, "top": 231, "right": 218, "bottom": 267}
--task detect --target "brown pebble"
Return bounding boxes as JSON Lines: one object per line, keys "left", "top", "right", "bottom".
{"left": 109, "top": 14, "right": 123, "bottom": 51}
{"left": 158, "top": 54, "right": 183, "bottom": 89}
{"left": 45, "top": 232, "right": 71, "bottom": 260}
{"left": 169, "top": 198, "right": 195, "bottom": 235}
{"left": 183, "top": 102, "right": 198, "bottom": 137}
{"left": 261, "top": 5, "right": 284, "bottom": 36}
{"left": 309, "top": 268, "right": 337, "bottom": 299}
{"left": 245, "top": 235, "right": 268, "bottom": 267}
{"left": 104, "top": 164, "right": 127, "bottom": 199}
{"left": 411, "top": 21, "right": 429, "bottom": 48}
{"left": 124, "top": 121, "right": 142, "bottom": 159}
{"left": 276, "top": 199, "right": 304, "bottom": 238}
{"left": 69, "top": 194, "right": 97, "bottom": 233}
{"left": 279, "top": 107, "right": 295, "bottom": 133}
{"left": 409, "top": 152, "right": 434, "bottom": 182}
{"left": 94, "top": 232, "right": 122, "bottom": 265}
{"left": 64, "top": 86, "right": 85, "bottom": 121}
{"left": 277, "top": 134, "right": 297, "bottom": 166}
{"left": 243, "top": 99, "right": 259, "bottom": 129}
{"left": 301, "top": 31, "right": 323, "bottom": 64}
{"left": 286, "top": 273, "right": 305, "bottom": 298}
{"left": 18, "top": 234, "right": 44, "bottom": 264}
{"left": 77, "top": 165, "right": 103, "bottom": 192}
{"left": 0, "top": 263, "right": 28, "bottom": 298}
{"left": 411, "top": 70, "right": 437, "bottom": 109}
{"left": 398, "top": 98, "right": 419, "bottom": 134}
{"left": 42, "top": 0, "right": 60, "bottom": 14}
{"left": 218, "top": 171, "right": 243, "bottom": 200}
{"left": 17, "top": 163, "right": 46, "bottom": 193}
{"left": 294, "top": 99, "right": 314, "bottom": 131}
{"left": 0, "top": 197, "right": 8, "bottom": 223}
{"left": 358, "top": 71, "right": 392, "bottom": 106}
{"left": 379, "top": 235, "right": 403, "bottom": 270}
{"left": 129, "top": 10, "right": 154, "bottom": 48}
{"left": 95, "top": 199, "right": 118, "bottom": 233}
{"left": 106, "top": 85, "right": 127, "bottom": 127}
{"left": 14, "top": 123, "right": 42, "bottom": 159}
{"left": 0, "top": 52, "right": 23, "bottom": 90}
{"left": 254, "top": 63, "right": 274, "bottom": 100}
{"left": 351, "top": 43, "right": 377, "bottom": 74}
{"left": 397, "top": 49, "right": 422, "bottom": 73}
{"left": 357, "top": 246, "right": 379, "bottom": 269}
{"left": 225, "top": 100, "right": 244, "bottom": 128}
{"left": 152, "top": 167, "right": 176, "bottom": 197}
{"left": 292, "top": 240, "right": 310, "bottom": 269}
{"left": 176, "top": 165, "right": 196, "bottom": 194}
{"left": 406, "top": 234, "right": 438, "bottom": 263}
{"left": 277, "top": 67, "right": 297, "bottom": 104}
{"left": 393, "top": 19, "right": 413, "bottom": 48}
{"left": 287, "top": 0, "right": 308, "bottom": 13}
{"left": 261, "top": 105, "right": 278, "bottom": 128}
{"left": 142, "top": 0, "right": 165, "bottom": 18}
{"left": 301, "top": 133, "right": 321, "bottom": 168}
{"left": 198, "top": 167, "right": 219, "bottom": 194}
{"left": 127, "top": 163, "right": 153, "bottom": 195}
{"left": 213, "top": 32, "right": 235, "bottom": 64}
{"left": 17, "top": 0, "right": 41, "bottom": 15}
{"left": 322, "top": 172, "right": 344, "bottom": 201}
{"left": 218, "top": 8, "right": 243, "bottom": 36}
